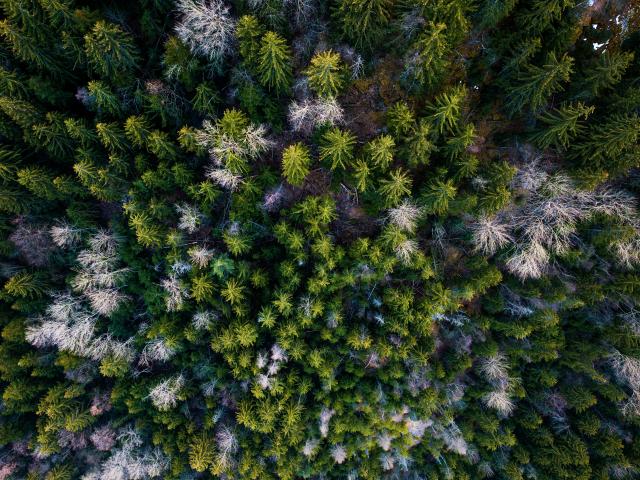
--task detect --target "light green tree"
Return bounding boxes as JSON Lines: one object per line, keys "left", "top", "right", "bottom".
{"left": 282, "top": 143, "right": 311, "bottom": 186}
{"left": 257, "top": 31, "right": 292, "bottom": 94}
{"left": 305, "top": 50, "right": 347, "bottom": 98}
{"left": 319, "top": 128, "right": 356, "bottom": 170}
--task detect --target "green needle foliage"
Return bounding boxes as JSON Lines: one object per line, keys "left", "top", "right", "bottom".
{"left": 333, "top": 0, "right": 395, "bottom": 50}
{"left": 530, "top": 102, "right": 594, "bottom": 149}
{"left": 282, "top": 142, "right": 311, "bottom": 185}
{"left": 84, "top": 21, "right": 140, "bottom": 80}
{"left": 257, "top": 31, "right": 292, "bottom": 94}
{"left": 505, "top": 51, "right": 574, "bottom": 115}
{"left": 0, "top": 1, "right": 639, "bottom": 479}
{"left": 305, "top": 50, "right": 347, "bottom": 98}
{"left": 365, "top": 134, "right": 395, "bottom": 170}
{"left": 378, "top": 168, "right": 412, "bottom": 206}
{"left": 318, "top": 127, "right": 356, "bottom": 170}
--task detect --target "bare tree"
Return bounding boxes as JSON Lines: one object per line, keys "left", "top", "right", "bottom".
{"left": 207, "top": 167, "right": 243, "bottom": 191}
{"left": 90, "top": 425, "right": 116, "bottom": 451}
{"left": 192, "top": 310, "right": 217, "bottom": 330}
{"left": 9, "top": 220, "right": 54, "bottom": 266}
{"left": 377, "top": 432, "right": 392, "bottom": 451}
{"left": 478, "top": 353, "right": 510, "bottom": 386}
{"left": 395, "top": 239, "right": 418, "bottom": 266}
{"left": 387, "top": 201, "right": 423, "bottom": 233}
{"left": 469, "top": 216, "right": 512, "bottom": 255}
{"left": 319, "top": 407, "right": 335, "bottom": 437}
{"left": 483, "top": 390, "right": 516, "bottom": 416}
{"left": 188, "top": 245, "right": 215, "bottom": 268}
{"left": 331, "top": 444, "right": 347, "bottom": 464}
{"left": 87, "top": 426, "right": 169, "bottom": 479}
{"left": 161, "top": 274, "right": 189, "bottom": 311}
{"left": 50, "top": 221, "right": 83, "bottom": 248}
{"left": 175, "top": 0, "right": 235, "bottom": 66}
{"left": 288, "top": 97, "right": 344, "bottom": 134}
{"left": 139, "top": 338, "right": 176, "bottom": 366}
{"left": 302, "top": 438, "right": 319, "bottom": 458}
{"left": 471, "top": 163, "right": 640, "bottom": 279}
{"left": 148, "top": 375, "right": 185, "bottom": 411}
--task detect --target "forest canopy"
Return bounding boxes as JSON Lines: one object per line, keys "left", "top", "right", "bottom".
{"left": 0, "top": 0, "right": 640, "bottom": 479}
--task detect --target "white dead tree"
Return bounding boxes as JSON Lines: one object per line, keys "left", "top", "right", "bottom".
{"left": 192, "top": 310, "right": 217, "bottom": 330}
{"left": 148, "top": 374, "right": 186, "bottom": 411}
{"left": 176, "top": 203, "right": 205, "bottom": 234}
{"left": 161, "top": 274, "right": 189, "bottom": 312}
{"left": 50, "top": 221, "right": 83, "bottom": 248}
{"left": 470, "top": 163, "right": 639, "bottom": 280}
{"left": 139, "top": 338, "right": 176, "bottom": 367}
{"left": 82, "top": 426, "right": 169, "bottom": 479}
{"left": 387, "top": 201, "right": 423, "bottom": 233}
{"left": 195, "top": 117, "right": 272, "bottom": 192}
{"left": 610, "top": 350, "right": 640, "bottom": 417}
{"left": 478, "top": 353, "right": 516, "bottom": 416}
{"left": 25, "top": 230, "right": 136, "bottom": 367}
{"left": 195, "top": 119, "right": 273, "bottom": 163}
{"left": 288, "top": 97, "right": 344, "bottom": 135}
{"left": 188, "top": 245, "right": 215, "bottom": 268}
{"left": 175, "top": 0, "right": 235, "bottom": 66}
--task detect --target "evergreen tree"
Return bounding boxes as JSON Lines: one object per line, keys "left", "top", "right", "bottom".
{"left": 0, "top": 1, "right": 638, "bottom": 479}
{"left": 583, "top": 50, "right": 633, "bottom": 97}
{"left": 530, "top": 102, "right": 594, "bottom": 149}
{"left": 236, "top": 15, "right": 264, "bottom": 69}
{"left": 505, "top": 52, "right": 574, "bottom": 115}
{"left": 282, "top": 142, "right": 311, "bottom": 186}
{"left": 366, "top": 134, "right": 395, "bottom": 170}
{"left": 305, "top": 50, "right": 347, "bottom": 98}
{"left": 420, "top": 178, "right": 457, "bottom": 215}
{"left": 87, "top": 81, "right": 122, "bottom": 116}
{"left": 333, "top": 0, "right": 395, "bottom": 49}
{"left": 406, "top": 22, "right": 450, "bottom": 89}
{"left": 319, "top": 127, "right": 356, "bottom": 170}
{"left": 570, "top": 113, "right": 640, "bottom": 172}
{"left": 257, "top": 31, "right": 292, "bottom": 94}
{"left": 16, "top": 166, "right": 60, "bottom": 200}
{"left": 378, "top": 168, "right": 412, "bottom": 207}
{"left": 125, "top": 115, "right": 152, "bottom": 148}
{"left": 189, "top": 432, "right": 215, "bottom": 472}
{"left": 84, "top": 21, "right": 140, "bottom": 79}
{"left": 429, "top": 86, "right": 466, "bottom": 134}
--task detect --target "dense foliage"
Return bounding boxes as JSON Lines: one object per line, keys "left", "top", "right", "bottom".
{"left": 0, "top": 0, "right": 640, "bottom": 479}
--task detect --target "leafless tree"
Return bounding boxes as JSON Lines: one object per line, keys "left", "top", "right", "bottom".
{"left": 469, "top": 216, "right": 512, "bottom": 256}
{"left": 207, "top": 167, "right": 243, "bottom": 191}
{"left": 302, "top": 438, "right": 319, "bottom": 458}
{"left": 161, "top": 274, "right": 189, "bottom": 311}
{"left": 483, "top": 390, "right": 516, "bottom": 416}
{"left": 331, "top": 444, "right": 347, "bottom": 464}
{"left": 288, "top": 97, "right": 344, "bottom": 134}
{"left": 470, "top": 163, "right": 640, "bottom": 279}
{"left": 175, "top": 0, "right": 235, "bottom": 66}
{"left": 139, "top": 338, "right": 176, "bottom": 367}
{"left": 148, "top": 375, "right": 185, "bottom": 411}
{"left": 387, "top": 201, "right": 423, "bottom": 233}
{"left": 176, "top": 203, "right": 204, "bottom": 234}
{"left": 90, "top": 425, "right": 117, "bottom": 451}
{"left": 319, "top": 407, "right": 335, "bottom": 437}
{"left": 9, "top": 220, "right": 54, "bottom": 266}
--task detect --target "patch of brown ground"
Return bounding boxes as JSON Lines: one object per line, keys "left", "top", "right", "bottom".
{"left": 340, "top": 55, "right": 406, "bottom": 141}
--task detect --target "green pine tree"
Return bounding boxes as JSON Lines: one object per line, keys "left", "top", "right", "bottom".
{"left": 319, "top": 128, "right": 356, "bottom": 170}
{"left": 84, "top": 21, "right": 139, "bottom": 79}
{"left": 257, "top": 31, "right": 292, "bottom": 94}
{"left": 305, "top": 50, "right": 347, "bottom": 98}
{"left": 282, "top": 143, "right": 311, "bottom": 186}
